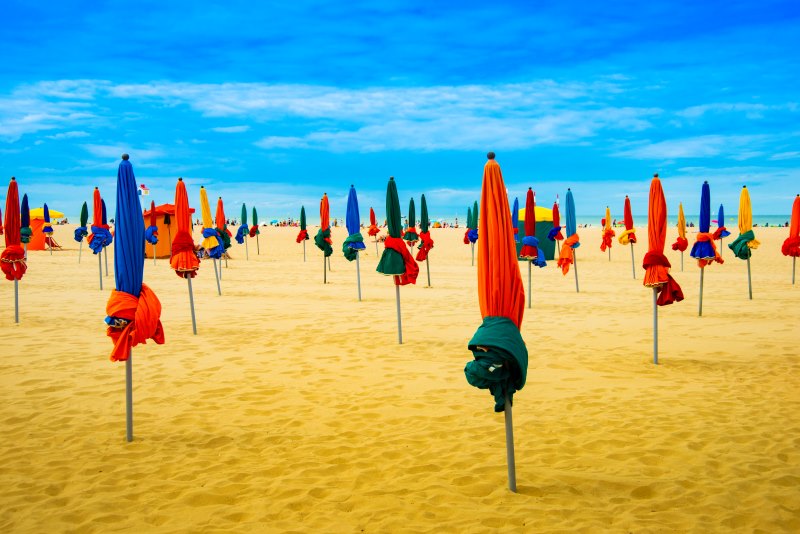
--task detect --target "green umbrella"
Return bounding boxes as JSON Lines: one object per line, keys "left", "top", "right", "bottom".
{"left": 297, "top": 205, "right": 308, "bottom": 262}
{"left": 377, "top": 177, "right": 419, "bottom": 343}
{"left": 472, "top": 200, "right": 479, "bottom": 230}
{"left": 403, "top": 197, "right": 419, "bottom": 244}
{"left": 417, "top": 194, "right": 433, "bottom": 287}
{"left": 236, "top": 203, "right": 249, "bottom": 260}
{"left": 76, "top": 201, "right": 89, "bottom": 263}
{"left": 251, "top": 207, "right": 260, "bottom": 254}
{"left": 467, "top": 206, "right": 472, "bottom": 230}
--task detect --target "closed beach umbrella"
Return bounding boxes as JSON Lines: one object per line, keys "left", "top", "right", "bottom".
{"left": 689, "top": 181, "right": 723, "bottom": 316}
{"left": 713, "top": 204, "right": 731, "bottom": 260}
{"left": 464, "top": 152, "right": 527, "bottom": 493}
{"left": 547, "top": 200, "right": 564, "bottom": 245}
{"left": 511, "top": 197, "right": 520, "bottom": 242}
{"left": 170, "top": 178, "right": 200, "bottom": 334}
{"left": 671, "top": 202, "right": 689, "bottom": 271}
{"left": 88, "top": 188, "right": 113, "bottom": 289}
{"left": 74, "top": 201, "right": 90, "bottom": 263}
{"left": 235, "top": 203, "right": 250, "bottom": 260}
{"left": 557, "top": 188, "right": 581, "bottom": 291}
{"left": 642, "top": 174, "right": 684, "bottom": 364}
{"left": 42, "top": 203, "right": 54, "bottom": 254}
{"left": 618, "top": 195, "right": 637, "bottom": 278}
{"left": 519, "top": 187, "right": 545, "bottom": 309}
{"left": 315, "top": 193, "right": 333, "bottom": 283}
{"left": 296, "top": 206, "right": 309, "bottom": 262}
{"left": 250, "top": 207, "right": 261, "bottom": 254}
{"left": 782, "top": 195, "right": 800, "bottom": 283}
{"left": 376, "top": 177, "right": 419, "bottom": 343}
{"left": 20, "top": 194, "right": 32, "bottom": 254}
{"left": 368, "top": 207, "right": 380, "bottom": 256}
{"left": 2, "top": 177, "right": 26, "bottom": 322}
{"left": 344, "top": 186, "right": 366, "bottom": 300}
{"left": 199, "top": 187, "right": 223, "bottom": 294}
{"left": 469, "top": 200, "right": 479, "bottom": 244}
{"left": 215, "top": 197, "right": 232, "bottom": 254}
{"left": 728, "top": 186, "right": 760, "bottom": 299}
{"left": 104, "top": 155, "right": 164, "bottom": 442}
{"left": 600, "top": 206, "right": 615, "bottom": 259}
{"left": 403, "top": 198, "right": 419, "bottom": 246}
{"left": 464, "top": 206, "right": 472, "bottom": 245}
{"left": 145, "top": 200, "right": 158, "bottom": 245}
{"left": 416, "top": 193, "right": 434, "bottom": 287}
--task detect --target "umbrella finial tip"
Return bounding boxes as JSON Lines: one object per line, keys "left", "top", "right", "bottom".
{"left": 654, "top": 172, "right": 659, "bottom": 177}
{"left": 10, "top": 176, "right": 15, "bottom": 181}
{"left": 178, "top": 177, "right": 183, "bottom": 181}
{"left": 487, "top": 151, "right": 495, "bottom": 160}
{"left": 743, "top": 185, "right": 747, "bottom": 188}
{"left": 121, "top": 153, "right": 129, "bottom": 160}
{"left": 389, "top": 176, "right": 394, "bottom": 180}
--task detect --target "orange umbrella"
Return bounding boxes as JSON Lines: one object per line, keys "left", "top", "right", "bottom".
{"left": 619, "top": 195, "right": 637, "bottom": 279}
{"left": 782, "top": 194, "right": 800, "bottom": 283}
{"left": 465, "top": 152, "right": 527, "bottom": 492}
{"left": 170, "top": 178, "right": 200, "bottom": 334}
{"left": 87, "top": 187, "right": 113, "bottom": 289}
{"left": 368, "top": 206, "right": 380, "bottom": 256}
{"left": 642, "top": 174, "right": 684, "bottom": 364}
{"left": 2, "top": 177, "right": 26, "bottom": 323}
{"left": 315, "top": 193, "right": 333, "bottom": 283}
{"left": 600, "top": 206, "right": 615, "bottom": 259}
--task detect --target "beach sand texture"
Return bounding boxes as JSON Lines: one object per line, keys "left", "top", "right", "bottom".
{"left": 1, "top": 224, "right": 799, "bottom": 533}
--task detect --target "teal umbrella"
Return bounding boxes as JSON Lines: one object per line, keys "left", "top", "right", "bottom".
{"left": 296, "top": 206, "right": 309, "bottom": 262}
{"left": 403, "top": 197, "right": 419, "bottom": 245}
{"left": 250, "top": 207, "right": 260, "bottom": 254}
{"left": 416, "top": 194, "right": 434, "bottom": 287}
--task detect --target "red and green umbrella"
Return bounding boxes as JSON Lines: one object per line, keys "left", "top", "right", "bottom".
{"left": 250, "top": 206, "right": 261, "bottom": 254}
{"left": 463, "top": 206, "right": 472, "bottom": 245}
{"left": 376, "top": 177, "right": 419, "bottom": 343}
{"left": 416, "top": 193, "right": 434, "bottom": 287}
{"left": 296, "top": 205, "right": 309, "bottom": 261}
{"left": 2, "top": 177, "right": 26, "bottom": 323}
{"left": 403, "top": 197, "right": 419, "bottom": 246}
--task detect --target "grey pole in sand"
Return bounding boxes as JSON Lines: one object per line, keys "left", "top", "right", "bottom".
{"left": 328, "top": 256, "right": 332, "bottom": 271}
{"left": 126, "top": 350, "right": 133, "bottom": 442}
{"left": 680, "top": 251, "right": 684, "bottom": 272}
{"left": 471, "top": 243, "right": 475, "bottom": 266}
{"left": 212, "top": 258, "right": 222, "bottom": 295}
{"left": 504, "top": 391, "right": 517, "bottom": 493}
{"left": 527, "top": 261, "right": 532, "bottom": 309}
{"left": 573, "top": 250, "right": 580, "bottom": 293}
{"left": 374, "top": 238, "right": 379, "bottom": 257}
{"left": 302, "top": 240, "right": 306, "bottom": 262}
{"left": 699, "top": 267, "right": 705, "bottom": 316}
{"left": 720, "top": 238, "right": 724, "bottom": 260}
{"left": 793, "top": 257, "right": 796, "bottom": 285}
{"left": 747, "top": 257, "right": 753, "bottom": 299}
{"left": 653, "top": 287, "right": 659, "bottom": 365}
{"left": 14, "top": 279, "right": 19, "bottom": 324}
{"left": 355, "top": 251, "right": 362, "bottom": 301}
{"left": 24, "top": 243, "right": 27, "bottom": 261}
{"left": 256, "top": 234, "right": 260, "bottom": 255}
{"left": 98, "top": 253, "right": 103, "bottom": 290}
{"left": 426, "top": 257, "right": 431, "bottom": 287}
{"left": 608, "top": 246, "right": 611, "bottom": 262}
{"left": 152, "top": 243, "right": 156, "bottom": 266}
{"left": 187, "top": 275, "right": 197, "bottom": 335}
{"left": 630, "top": 243, "right": 636, "bottom": 279}
{"left": 78, "top": 240, "right": 84, "bottom": 263}
{"left": 323, "top": 253, "right": 327, "bottom": 284}
{"left": 104, "top": 246, "right": 109, "bottom": 276}
{"left": 395, "top": 277, "right": 403, "bottom": 344}
{"left": 245, "top": 236, "right": 249, "bottom": 261}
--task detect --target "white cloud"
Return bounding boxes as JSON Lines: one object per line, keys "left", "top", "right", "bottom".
{"left": 80, "top": 144, "right": 165, "bottom": 160}
{"left": 210, "top": 125, "right": 250, "bottom": 133}
{"left": 45, "top": 130, "right": 91, "bottom": 140}
{"left": 613, "top": 135, "right": 771, "bottom": 160}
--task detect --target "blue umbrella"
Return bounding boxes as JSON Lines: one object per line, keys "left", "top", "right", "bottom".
{"left": 564, "top": 188, "right": 580, "bottom": 292}
{"left": 20, "top": 194, "right": 31, "bottom": 259}
{"left": 689, "top": 181, "right": 721, "bottom": 316}
{"left": 104, "top": 154, "right": 164, "bottom": 442}
{"left": 715, "top": 204, "right": 731, "bottom": 260}
{"left": 344, "top": 185, "right": 366, "bottom": 301}
{"left": 511, "top": 197, "right": 519, "bottom": 242}
{"left": 101, "top": 198, "right": 112, "bottom": 276}
{"left": 43, "top": 203, "right": 54, "bottom": 254}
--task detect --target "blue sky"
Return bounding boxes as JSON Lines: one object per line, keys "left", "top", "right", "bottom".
{"left": 1, "top": 0, "right": 799, "bottom": 223}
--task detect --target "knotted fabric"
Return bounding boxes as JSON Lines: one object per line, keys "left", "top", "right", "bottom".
{"left": 145, "top": 226, "right": 158, "bottom": 245}
{"left": 712, "top": 226, "right": 731, "bottom": 240}
{"left": 690, "top": 233, "right": 724, "bottom": 267}
{"left": 403, "top": 226, "right": 419, "bottom": 246}
{"left": 782, "top": 236, "right": 800, "bottom": 257}
{"left": 467, "top": 228, "right": 478, "bottom": 244}
{"left": 202, "top": 227, "right": 224, "bottom": 258}
{"left": 235, "top": 224, "right": 248, "bottom": 244}
{"left": 520, "top": 236, "right": 546, "bottom": 267}
{"left": 105, "top": 284, "right": 165, "bottom": 362}
{"left": 557, "top": 233, "right": 580, "bottom": 275}
{"left": 547, "top": 225, "right": 563, "bottom": 242}
{"left": 170, "top": 231, "right": 199, "bottom": 278}
{"left": 342, "top": 232, "right": 365, "bottom": 261}
{"left": 618, "top": 228, "right": 637, "bottom": 245}
{"left": 415, "top": 231, "right": 434, "bottom": 261}
{"left": 728, "top": 229, "right": 760, "bottom": 260}
{"left": 383, "top": 236, "right": 419, "bottom": 286}
{"left": 1, "top": 245, "right": 26, "bottom": 281}
{"left": 642, "top": 251, "right": 684, "bottom": 306}
{"left": 88, "top": 225, "right": 113, "bottom": 254}
{"left": 463, "top": 229, "right": 470, "bottom": 244}
{"left": 295, "top": 229, "right": 309, "bottom": 243}
{"left": 671, "top": 236, "right": 689, "bottom": 252}
{"left": 601, "top": 227, "right": 615, "bottom": 251}
{"left": 314, "top": 228, "right": 333, "bottom": 257}
{"left": 74, "top": 226, "right": 88, "bottom": 242}
{"left": 368, "top": 223, "right": 380, "bottom": 237}
{"left": 249, "top": 224, "right": 259, "bottom": 238}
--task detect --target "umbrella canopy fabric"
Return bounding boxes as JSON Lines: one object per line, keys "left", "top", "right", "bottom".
{"left": 314, "top": 194, "right": 333, "bottom": 257}
{"left": 170, "top": 179, "right": 200, "bottom": 278}
{"left": 215, "top": 197, "right": 232, "bottom": 251}
{"left": 467, "top": 200, "right": 479, "bottom": 244}
{"left": 713, "top": 204, "right": 731, "bottom": 240}
{"left": 403, "top": 197, "right": 419, "bottom": 245}
{"left": 547, "top": 201, "right": 564, "bottom": 242}
{"left": 511, "top": 197, "right": 520, "bottom": 242}
{"left": 343, "top": 186, "right": 366, "bottom": 261}
{"left": 42, "top": 204, "right": 53, "bottom": 234}
{"left": 20, "top": 194, "right": 32, "bottom": 244}
{"left": 296, "top": 206, "right": 309, "bottom": 243}
{"left": 782, "top": 195, "right": 800, "bottom": 257}
{"left": 2, "top": 177, "right": 26, "bottom": 280}
{"left": 672, "top": 202, "right": 689, "bottom": 251}
{"left": 416, "top": 194, "right": 434, "bottom": 261}
{"left": 600, "top": 206, "right": 615, "bottom": 251}
{"left": 465, "top": 154, "right": 527, "bottom": 412}
{"left": 88, "top": 188, "right": 113, "bottom": 255}
{"left": 463, "top": 206, "right": 473, "bottom": 244}
{"left": 236, "top": 204, "right": 249, "bottom": 244}
{"left": 642, "top": 175, "right": 684, "bottom": 305}
{"left": 368, "top": 207, "right": 380, "bottom": 237}
{"left": 557, "top": 188, "right": 581, "bottom": 275}
{"left": 0, "top": 207, "right": 2, "bottom": 235}
{"left": 28, "top": 207, "right": 65, "bottom": 219}
{"left": 145, "top": 200, "right": 159, "bottom": 245}
{"left": 519, "top": 188, "right": 546, "bottom": 266}
{"left": 74, "top": 202, "right": 90, "bottom": 242}
{"left": 250, "top": 207, "right": 260, "bottom": 238}
{"left": 104, "top": 156, "right": 164, "bottom": 362}
{"left": 618, "top": 196, "right": 637, "bottom": 245}
{"left": 728, "top": 186, "right": 760, "bottom": 260}
{"left": 690, "top": 181, "right": 723, "bottom": 266}
{"left": 199, "top": 187, "right": 224, "bottom": 259}
{"left": 376, "top": 177, "right": 418, "bottom": 285}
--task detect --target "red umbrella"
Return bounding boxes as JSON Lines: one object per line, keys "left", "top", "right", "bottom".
{"left": 2, "top": 177, "right": 26, "bottom": 323}
{"left": 783, "top": 194, "right": 800, "bottom": 283}
{"left": 619, "top": 195, "right": 637, "bottom": 279}
{"left": 170, "top": 178, "right": 200, "bottom": 334}
{"left": 368, "top": 207, "right": 380, "bottom": 256}
{"left": 548, "top": 201, "right": 564, "bottom": 248}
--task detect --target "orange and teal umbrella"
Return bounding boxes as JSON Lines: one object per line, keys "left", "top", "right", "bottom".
{"left": 782, "top": 195, "right": 800, "bottom": 283}
{"left": 729, "top": 185, "right": 760, "bottom": 299}
{"left": 464, "top": 153, "right": 526, "bottom": 492}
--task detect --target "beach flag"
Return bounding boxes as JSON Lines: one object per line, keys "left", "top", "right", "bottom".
{"left": 558, "top": 188, "right": 581, "bottom": 291}
{"left": 2, "top": 177, "right": 26, "bottom": 323}
{"left": 671, "top": 202, "right": 689, "bottom": 271}
{"left": 199, "top": 187, "right": 223, "bottom": 295}
{"left": 619, "top": 195, "right": 638, "bottom": 279}
{"left": 511, "top": 197, "right": 520, "bottom": 243}
{"left": 729, "top": 186, "right": 760, "bottom": 300}
{"left": 376, "top": 177, "right": 419, "bottom": 344}
{"left": 642, "top": 173, "right": 684, "bottom": 364}
{"left": 416, "top": 194, "right": 434, "bottom": 287}
{"left": 690, "top": 181, "right": 723, "bottom": 316}
{"left": 519, "top": 187, "right": 545, "bottom": 309}
{"left": 464, "top": 152, "right": 527, "bottom": 493}
{"left": 170, "top": 178, "right": 200, "bottom": 334}
{"left": 547, "top": 199, "right": 564, "bottom": 250}
{"left": 104, "top": 155, "right": 164, "bottom": 442}
{"left": 250, "top": 207, "right": 260, "bottom": 254}
{"left": 782, "top": 195, "right": 800, "bottom": 284}
{"left": 714, "top": 204, "right": 731, "bottom": 260}
{"left": 403, "top": 197, "right": 419, "bottom": 246}
{"left": 344, "top": 185, "right": 366, "bottom": 301}
{"left": 601, "top": 206, "right": 615, "bottom": 259}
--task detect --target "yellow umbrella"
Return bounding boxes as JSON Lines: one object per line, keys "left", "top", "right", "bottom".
{"left": 671, "top": 203, "right": 688, "bottom": 271}
{"left": 29, "top": 207, "right": 65, "bottom": 219}
{"left": 199, "top": 186, "right": 223, "bottom": 295}
{"left": 600, "top": 206, "right": 615, "bottom": 260}
{"left": 729, "top": 185, "right": 760, "bottom": 299}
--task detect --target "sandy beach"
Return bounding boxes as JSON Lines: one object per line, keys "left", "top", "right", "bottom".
{"left": 1, "top": 223, "right": 798, "bottom": 533}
